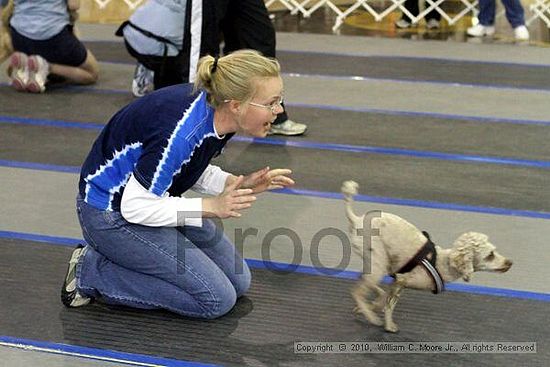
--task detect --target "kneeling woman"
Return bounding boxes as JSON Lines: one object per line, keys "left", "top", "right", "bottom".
{"left": 62, "top": 50, "right": 294, "bottom": 319}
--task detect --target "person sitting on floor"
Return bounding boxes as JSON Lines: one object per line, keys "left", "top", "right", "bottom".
{"left": 8, "top": 0, "right": 99, "bottom": 93}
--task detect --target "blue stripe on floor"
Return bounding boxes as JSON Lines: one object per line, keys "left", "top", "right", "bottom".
{"left": 235, "top": 136, "right": 550, "bottom": 169}
{"left": 2, "top": 85, "right": 550, "bottom": 126}
{"left": 1, "top": 229, "right": 549, "bottom": 303}
{"left": 0, "top": 335, "right": 219, "bottom": 367}
{"left": 0, "top": 159, "right": 80, "bottom": 173}
{"left": 275, "top": 187, "right": 550, "bottom": 220}
{"left": 0, "top": 115, "right": 102, "bottom": 130}
{"left": 3, "top": 115, "right": 550, "bottom": 169}
{"left": 2, "top": 159, "right": 550, "bottom": 220}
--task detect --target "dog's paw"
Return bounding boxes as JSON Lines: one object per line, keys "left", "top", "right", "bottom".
{"left": 384, "top": 322, "right": 400, "bottom": 333}
{"left": 366, "top": 314, "right": 383, "bottom": 326}
{"left": 359, "top": 309, "right": 384, "bottom": 326}
{"left": 355, "top": 307, "right": 383, "bottom": 326}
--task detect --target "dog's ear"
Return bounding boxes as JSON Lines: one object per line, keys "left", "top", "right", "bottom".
{"left": 450, "top": 234, "right": 475, "bottom": 282}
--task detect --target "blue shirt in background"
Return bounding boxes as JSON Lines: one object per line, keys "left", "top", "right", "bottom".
{"left": 11, "top": 0, "right": 70, "bottom": 40}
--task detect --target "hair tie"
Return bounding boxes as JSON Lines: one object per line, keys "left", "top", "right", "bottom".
{"left": 211, "top": 56, "right": 219, "bottom": 74}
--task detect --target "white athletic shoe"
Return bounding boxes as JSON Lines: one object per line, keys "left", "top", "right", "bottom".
{"left": 395, "top": 19, "right": 412, "bottom": 29}
{"left": 8, "top": 52, "right": 29, "bottom": 92}
{"left": 27, "top": 55, "right": 50, "bottom": 93}
{"left": 268, "top": 119, "right": 307, "bottom": 136}
{"left": 513, "top": 25, "right": 529, "bottom": 41}
{"left": 426, "top": 19, "right": 441, "bottom": 30}
{"left": 466, "top": 24, "right": 495, "bottom": 37}
{"left": 61, "top": 244, "right": 92, "bottom": 308}
{"left": 132, "top": 63, "right": 155, "bottom": 97}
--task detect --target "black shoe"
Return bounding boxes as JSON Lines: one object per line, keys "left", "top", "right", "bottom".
{"left": 61, "top": 244, "right": 91, "bottom": 307}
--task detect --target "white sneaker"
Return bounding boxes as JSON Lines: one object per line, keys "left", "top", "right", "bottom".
{"left": 395, "top": 19, "right": 411, "bottom": 29}
{"left": 27, "top": 55, "right": 50, "bottom": 93}
{"left": 426, "top": 19, "right": 440, "bottom": 30}
{"left": 466, "top": 24, "right": 495, "bottom": 37}
{"left": 132, "top": 63, "right": 155, "bottom": 97}
{"left": 513, "top": 25, "right": 529, "bottom": 41}
{"left": 61, "top": 244, "right": 92, "bottom": 308}
{"left": 8, "top": 52, "right": 29, "bottom": 92}
{"left": 268, "top": 119, "right": 307, "bottom": 136}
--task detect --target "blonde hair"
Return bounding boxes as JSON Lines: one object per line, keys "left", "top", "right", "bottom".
{"left": 194, "top": 49, "right": 281, "bottom": 108}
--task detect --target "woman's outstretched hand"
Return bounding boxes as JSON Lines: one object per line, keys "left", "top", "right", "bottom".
{"left": 241, "top": 167, "right": 295, "bottom": 194}
{"left": 202, "top": 176, "right": 256, "bottom": 218}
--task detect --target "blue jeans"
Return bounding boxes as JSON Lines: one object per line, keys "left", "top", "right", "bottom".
{"left": 478, "top": 0, "right": 525, "bottom": 28}
{"left": 75, "top": 196, "right": 251, "bottom": 319}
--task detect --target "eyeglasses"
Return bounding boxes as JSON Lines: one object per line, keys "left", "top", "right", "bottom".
{"left": 223, "top": 97, "right": 284, "bottom": 114}
{"left": 248, "top": 97, "right": 284, "bottom": 114}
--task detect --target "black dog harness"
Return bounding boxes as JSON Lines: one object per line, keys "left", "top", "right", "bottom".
{"left": 391, "top": 231, "right": 445, "bottom": 294}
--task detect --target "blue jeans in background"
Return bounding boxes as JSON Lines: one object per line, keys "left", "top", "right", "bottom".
{"left": 478, "top": 0, "right": 526, "bottom": 28}
{"left": 75, "top": 196, "right": 251, "bottom": 319}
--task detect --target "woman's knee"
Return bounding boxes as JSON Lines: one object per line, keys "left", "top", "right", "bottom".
{"left": 234, "top": 262, "right": 252, "bottom": 298}
{"left": 207, "top": 267, "right": 252, "bottom": 318}
{"left": 81, "top": 49, "right": 99, "bottom": 83}
{"left": 200, "top": 282, "right": 238, "bottom": 319}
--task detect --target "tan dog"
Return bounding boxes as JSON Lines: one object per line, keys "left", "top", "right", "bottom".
{"left": 342, "top": 181, "right": 513, "bottom": 333}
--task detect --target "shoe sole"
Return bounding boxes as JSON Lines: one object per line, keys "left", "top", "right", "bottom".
{"left": 11, "top": 78, "right": 27, "bottom": 92}
{"left": 467, "top": 29, "right": 495, "bottom": 37}
{"left": 27, "top": 56, "right": 46, "bottom": 93}
{"left": 61, "top": 245, "right": 90, "bottom": 307}
{"left": 9, "top": 53, "right": 28, "bottom": 92}
{"left": 268, "top": 128, "right": 307, "bottom": 136}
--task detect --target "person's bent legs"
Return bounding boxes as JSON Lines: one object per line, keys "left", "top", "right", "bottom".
{"left": 49, "top": 49, "right": 99, "bottom": 85}
{"left": 178, "top": 219, "right": 251, "bottom": 298}
{"left": 78, "top": 246, "right": 238, "bottom": 318}
{"left": 9, "top": 25, "right": 99, "bottom": 91}
{"left": 71, "top": 198, "right": 250, "bottom": 318}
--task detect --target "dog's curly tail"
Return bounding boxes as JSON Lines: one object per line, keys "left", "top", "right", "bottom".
{"left": 341, "top": 180, "right": 359, "bottom": 199}
{"left": 342, "top": 181, "right": 361, "bottom": 225}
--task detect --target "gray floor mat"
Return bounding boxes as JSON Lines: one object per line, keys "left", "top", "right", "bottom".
{"left": 1, "top": 238, "right": 548, "bottom": 367}
{"left": 2, "top": 95, "right": 550, "bottom": 160}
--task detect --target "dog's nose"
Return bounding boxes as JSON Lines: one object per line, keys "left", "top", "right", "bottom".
{"left": 504, "top": 259, "right": 513, "bottom": 270}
